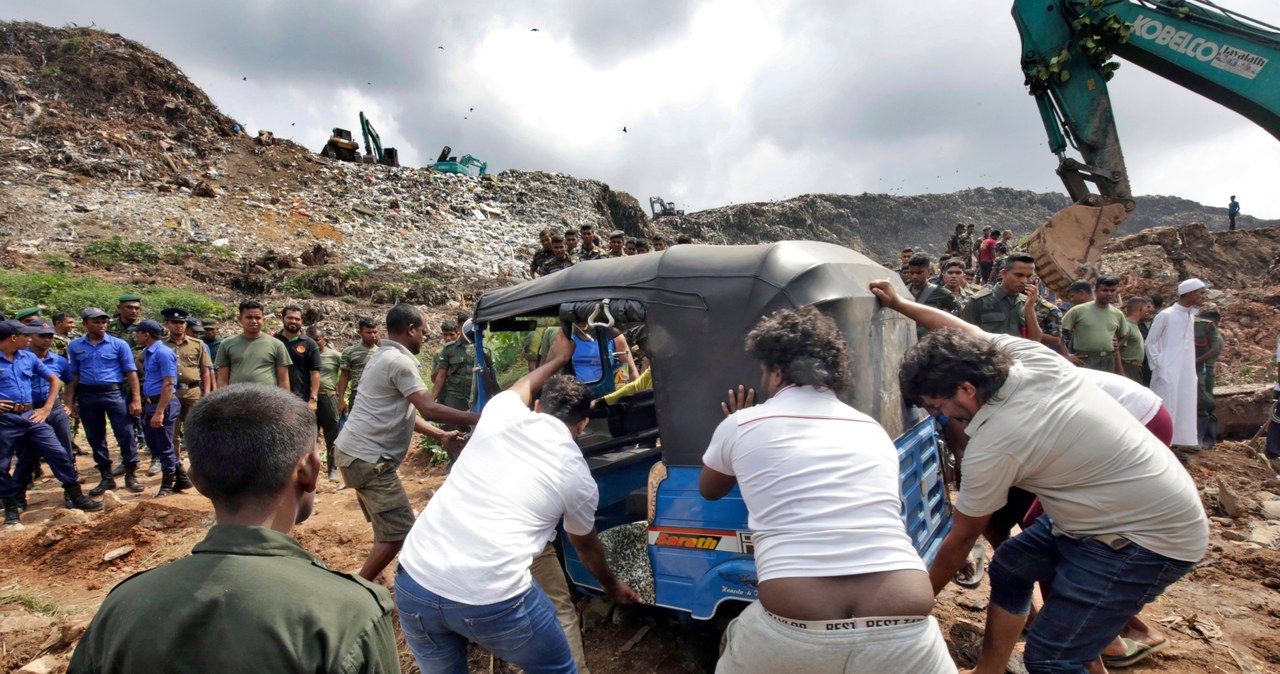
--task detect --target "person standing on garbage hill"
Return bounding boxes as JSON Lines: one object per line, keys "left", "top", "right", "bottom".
{"left": 108, "top": 294, "right": 148, "bottom": 475}
{"left": 1228, "top": 195, "right": 1240, "bottom": 231}
{"left": 577, "top": 224, "right": 605, "bottom": 261}
{"left": 607, "top": 230, "right": 626, "bottom": 258}
{"left": 67, "top": 384, "right": 401, "bottom": 674}
{"left": 530, "top": 228, "right": 556, "bottom": 278}
{"left": 431, "top": 320, "right": 476, "bottom": 435}
{"left": 128, "top": 320, "right": 193, "bottom": 498}
{"left": 1060, "top": 276, "right": 1128, "bottom": 374}
{"left": 334, "top": 304, "right": 475, "bottom": 582}
{"left": 338, "top": 318, "right": 380, "bottom": 418}
{"left": 536, "top": 235, "right": 575, "bottom": 276}
{"left": 1267, "top": 330, "right": 1280, "bottom": 461}
{"left": 65, "top": 308, "right": 145, "bottom": 496}
{"left": 1120, "top": 296, "right": 1150, "bottom": 383}
{"left": 1146, "top": 279, "right": 1208, "bottom": 450}
{"left": 23, "top": 321, "right": 73, "bottom": 459}
{"left": 1193, "top": 309, "right": 1224, "bottom": 450}
{"left": 307, "top": 325, "right": 343, "bottom": 482}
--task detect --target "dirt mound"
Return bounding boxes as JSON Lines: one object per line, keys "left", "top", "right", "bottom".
{"left": 1101, "top": 223, "right": 1280, "bottom": 388}
{"left": 0, "top": 498, "right": 212, "bottom": 589}
{"left": 0, "top": 21, "right": 240, "bottom": 180}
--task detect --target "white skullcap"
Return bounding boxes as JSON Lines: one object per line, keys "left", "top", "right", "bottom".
{"left": 1177, "top": 278, "right": 1207, "bottom": 295}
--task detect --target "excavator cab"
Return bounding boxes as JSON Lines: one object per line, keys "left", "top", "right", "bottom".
{"left": 434, "top": 145, "right": 487, "bottom": 177}
{"left": 320, "top": 128, "right": 359, "bottom": 162}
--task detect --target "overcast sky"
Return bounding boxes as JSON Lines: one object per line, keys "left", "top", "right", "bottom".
{"left": 6, "top": 0, "right": 1279, "bottom": 217}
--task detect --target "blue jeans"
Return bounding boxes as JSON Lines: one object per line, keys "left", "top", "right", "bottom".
{"left": 988, "top": 516, "right": 1195, "bottom": 674}
{"left": 395, "top": 566, "right": 575, "bottom": 674}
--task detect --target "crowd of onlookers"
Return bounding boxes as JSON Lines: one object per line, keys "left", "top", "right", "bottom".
{"left": 529, "top": 225, "right": 694, "bottom": 277}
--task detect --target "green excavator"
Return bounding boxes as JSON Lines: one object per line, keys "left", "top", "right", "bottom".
{"left": 319, "top": 112, "right": 399, "bottom": 167}
{"left": 433, "top": 146, "right": 487, "bottom": 177}
{"left": 1014, "top": 0, "right": 1280, "bottom": 293}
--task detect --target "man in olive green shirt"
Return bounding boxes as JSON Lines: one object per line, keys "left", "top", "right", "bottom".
{"left": 308, "top": 325, "right": 344, "bottom": 481}
{"left": 905, "top": 255, "right": 961, "bottom": 339}
{"left": 68, "top": 384, "right": 400, "bottom": 674}
{"left": 338, "top": 318, "right": 381, "bottom": 417}
{"left": 431, "top": 321, "right": 472, "bottom": 412}
{"left": 959, "top": 253, "right": 1043, "bottom": 342}
{"left": 1120, "top": 296, "right": 1150, "bottom": 382}
{"left": 1061, "top": 277, "right": 1128, "bottom": 374}
{"left": 1195, "top": 310, "right": 1225, "bottom": 450}
{"left": 214, "top": 300, "right": 290, "bottom": 390}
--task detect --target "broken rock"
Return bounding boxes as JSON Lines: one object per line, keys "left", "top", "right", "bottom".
{"left": 101, "top": 490, "right": 124, "bottom": 511}
{"left": 15, "top": 655, "right": 59, "bottom": 674}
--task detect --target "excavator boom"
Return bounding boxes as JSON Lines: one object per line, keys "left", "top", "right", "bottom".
{"left": 1013, "top": 0, "right": 1280, "bottom": 293}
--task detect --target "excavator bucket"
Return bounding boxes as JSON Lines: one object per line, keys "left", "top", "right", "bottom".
{"left": 1025, "top": 201, "right": 1130, "bottom": 296}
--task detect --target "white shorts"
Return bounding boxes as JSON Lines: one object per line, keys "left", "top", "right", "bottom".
{"left": 717, "top": 602, "right": 958, "bottom": 674}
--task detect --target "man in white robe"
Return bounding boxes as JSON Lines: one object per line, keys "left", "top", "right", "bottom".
{"left": 1145, "top": 278, "right": 1208, "bottom": 448}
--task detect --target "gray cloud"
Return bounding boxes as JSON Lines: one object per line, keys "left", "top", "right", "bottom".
{"left": 5, "top": 0, "right": 1278, "bottom": 218}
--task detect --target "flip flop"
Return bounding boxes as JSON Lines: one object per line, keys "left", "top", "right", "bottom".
{"left": 1101, "top": 637, "right": 1169, "bottom": 668}
{"left": 954, "top": 542, "right": 987, "bottom": 589}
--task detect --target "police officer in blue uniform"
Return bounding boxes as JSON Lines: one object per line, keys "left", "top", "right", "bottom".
{"left": 24, "top": 321, "right": 72, "bottom": 457}
{"left": 130, "top": 320, "right": 193, "bottom": 498}
{"left": 0, "top": 320, "right": 101, "bottom": 524}
{"left": 64, "top": 308, "right": 145, "bottom": 495}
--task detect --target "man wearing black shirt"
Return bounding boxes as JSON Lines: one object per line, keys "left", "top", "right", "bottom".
{"left": 275, "top": 305, "right": 321, "bottom": 412}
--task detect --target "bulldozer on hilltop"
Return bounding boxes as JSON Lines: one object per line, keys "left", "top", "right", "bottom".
{"left": 319, "top": 111, "right": 399, "bottom": 167}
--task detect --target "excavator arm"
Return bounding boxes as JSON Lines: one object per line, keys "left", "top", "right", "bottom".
{"left": 359, "top": 111, "right": 384, "bottom": 163}
{"left": 1013, "top": 0, "right": 1280, "bottom": 293}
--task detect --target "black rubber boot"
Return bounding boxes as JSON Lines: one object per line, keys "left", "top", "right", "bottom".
{"left": 123, "top": 465, "right": 146, "bottom": 494}
{"left": 172, "top": 464, "right": 193, "bottom": 492}
{"left": 64, "top": 483, "right": 103, "bottom": 512}
{"left": 156, "top": 472, "right": 175, "bottom": 498}
{"left": 3, "top": 499, "right": 20, "bottom": 525}
{"left": 89, "top": 469, "right": 116, "bottom": 496}
{"left": 15, "top": 484, "right": 28, "bottom": 513}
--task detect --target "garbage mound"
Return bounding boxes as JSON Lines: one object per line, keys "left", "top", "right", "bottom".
{"left": 0, "top": 22, "right": 240, "bottom": 181}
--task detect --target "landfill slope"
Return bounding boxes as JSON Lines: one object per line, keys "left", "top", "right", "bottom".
{"left": 656, "top": 189, "right": 1280, "bottom": 263}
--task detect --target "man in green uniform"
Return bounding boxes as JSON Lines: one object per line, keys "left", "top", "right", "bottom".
{"left": 530, "top": 228, "right": 555, "bottom": 278}
{"left": 107, "top": 295, "right": 143, "bottom": 345}
{"left": 1120, "top": 296, "right": 1150, "bottom": 382}
{"left": 564, "top": 227, "right": 580, "bottom": 257}
{"left": 161, "top": 308, "right": 212, "bottom": 467}
{"left": 200, "top": 321, "right": 224, "bottom": 366}
{"left": 905, "top": 255, "right": 961, "bottom": 339}
{"left": 1194, "top": 310, "right": 1224, "bottom": 450}
{"left": 68, "top": 384, "right": 400, "bottom": 674}
{"left": 607, "top": 230, "right": 626, "bottom": 258}
{"left": 577, "top": 225, "right": 605, "bottom": 261}
{"left": 51, "top": 312, "right": 76, "bottom": 356}
{"left": 338, "top": 318, "right": 380, "bottom": 418}
{"left": 536, "top": 235, "right": 575, "bottom": 276}
{"left": 432, "top": 321, "right": 470, "bottom": 412}
{"left": 308, "top": 325, "right": 344, "bottom": 481}
{"left": 959, "top": 253, "right": 1043, "bottom": 342}
{"left": 107, "top": 294, "right": 146, "bottom": 474}
{"left": 14, "top": 307, "right": 42, "bottom": 325}
{"left": 1061, "top": 276, "right": 1128, "bottom": 373}
{"left": 214, "top": 300, "right": 291, "bottom": 390}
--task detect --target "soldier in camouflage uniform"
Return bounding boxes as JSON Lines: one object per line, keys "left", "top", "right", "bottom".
{"left": 536, "top": 235, "right": 575, "bottom": 276}
{"left": 905, "top": 255, "right": 960, "bottom": 339}
{"left": 577, "top": 224, "right": 605, "bottom": 261}
{"left": 530, "top": 228, "right": 556, "bottom": 278}
{"left": 107, "top": 294, "right": 148, "bottom": 475}
{"left": 51, "top": 312, "right": 77, "bottom": 356}
{"left": 564, "top": 228, "right": 580, "bottom": 257}
{"left": 1194, "top": 310, "right": 1224, "bottom": 450}
{"left": 337, "top": 317, "right": 380, "bottom": 418}
{"left": 1035, "top": 298, "right": 1066, "bottom": 353}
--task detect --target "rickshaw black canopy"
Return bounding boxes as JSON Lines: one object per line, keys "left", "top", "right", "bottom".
{"left": 473, "top": 241, "right": 915, "bottom": 466}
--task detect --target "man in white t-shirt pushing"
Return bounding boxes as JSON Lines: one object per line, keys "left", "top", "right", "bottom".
{"left": 394, "top": 328, "right": 639, "bottom": 674}
{"left": 871, "top": 280, "right": 1208, "bottom": 674}
{"left": 700, "top": 306, "right": 956, "bottom": 674}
